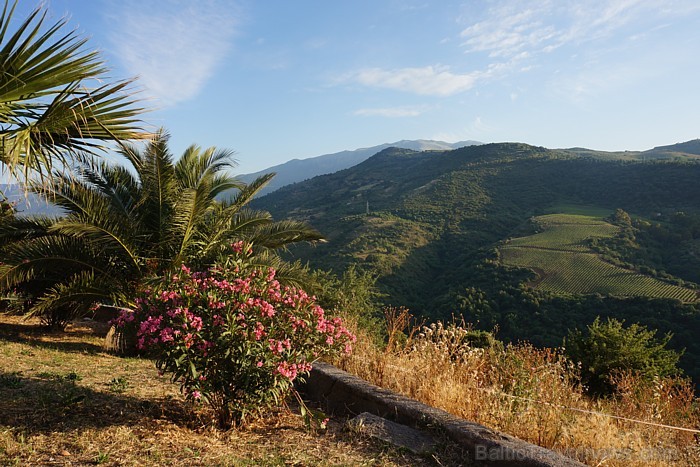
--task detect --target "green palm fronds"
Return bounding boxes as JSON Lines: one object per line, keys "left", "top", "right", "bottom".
{"left": 0, "top": 131, "right": 323, "bottom": 327}
{"left": 0, "top": 0, "right": 148, "bottom": 182}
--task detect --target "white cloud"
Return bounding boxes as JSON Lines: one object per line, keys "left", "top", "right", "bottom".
{"left": 105, "top": 0, "right": 237, "bottom": 106}
{"left": 459, "top": 0, "right": 698, "bottom": 59}
{"left": 346, "top": 65, "right": 481, "bottom": 96}
{"left": 353, "top": 107, "right": 424, "bottom": 117}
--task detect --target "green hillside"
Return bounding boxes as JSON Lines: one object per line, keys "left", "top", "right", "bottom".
{"left": 256, "top": 143, "right": 700, "bottom": 307}
{"left": 253, "top": 142, "right": 700, "bottom": 381}
{"left": 499, "top": 214, "right": 698, "bottom": 301}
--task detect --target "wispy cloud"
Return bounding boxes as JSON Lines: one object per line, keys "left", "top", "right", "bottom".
{"left": 343, "top": 65, "right": 482, "bottom": 97}
{"left": 454, "top": 0, "right": 700, "bottom": 102}
{"left": 353, "top": 106, "right": 425, "bottom": 117}
{"left": 105, "top": 0, "right": 237, "bottom": 106}
{"left": 459, "top": 0, "right": 698, "bottom": 58}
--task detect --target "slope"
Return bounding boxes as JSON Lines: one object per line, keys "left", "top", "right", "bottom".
{"left": 253, "top": 142, "right": 700, "bottom": 380}
{"left": 256, "top": 142, "right": 700, "bottom": 304}
{"left": 499, "top": 213, "right": 697, "bottom": 301}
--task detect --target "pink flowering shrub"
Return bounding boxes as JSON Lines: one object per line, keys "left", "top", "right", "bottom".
{"left": 113, "top": 242, "right": 355, "bottom": 428}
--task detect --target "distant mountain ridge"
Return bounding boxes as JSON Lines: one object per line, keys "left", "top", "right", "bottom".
{"left": 563, "top": 139, "right": 700, "bottom": 161}
{"left": 0, "top": 184, "right": 62, "bottom": 216}
{"left": 643, "top": 139, "right": 700, "bottom": 158}
{"left": 239, "top": 139, "right": 481, "bottom": 196}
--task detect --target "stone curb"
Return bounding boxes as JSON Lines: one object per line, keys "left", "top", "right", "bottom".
{"left": 302, "top": 362, "right": 585, "bottom": 467}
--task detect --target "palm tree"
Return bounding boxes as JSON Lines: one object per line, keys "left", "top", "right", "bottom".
{"left": 0, "top": 0, "right": 147, "bottom": 184}
{"left": 0, "top": 130, "right": 322, "bottom": 327}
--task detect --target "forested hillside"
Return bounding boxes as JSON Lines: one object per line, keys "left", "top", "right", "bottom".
{"left": 253, "top": 142, "right": 700, "bottom": 381}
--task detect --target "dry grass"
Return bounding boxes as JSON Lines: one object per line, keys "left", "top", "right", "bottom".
{"left": 0, "top": 315, "right": 466, "bottom": 466}
{"left": 336, "top": 317, "right": 700, "bottom": 467}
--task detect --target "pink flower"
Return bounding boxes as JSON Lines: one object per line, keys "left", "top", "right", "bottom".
{"left": 259, "top": 300, "right": 276, "bottom": 317}
{"left": 213, "top": 314, "right": 225, "bottom": 326}
{"left": 184, "top": 333, "right": 194, "bottom": 349}
{"left": 190, "top": 316, "right": 203, "bottom": 331}
{"left": 268, "top": 338, "right": 291, "bottom": 355}
{"left": 159, "top": 327, "right": 174, "bottom": 342}
{"left": 256, "top": 361, "right": 263, "bottom": 368}
{"left": 275, "top": 362, "right": 298, "bottom": 381}
{"left": 191, "top": 390, "right": 202, "bottom": 400}
{"left": 253, "top": 322, "right": 265, "bottom": 340}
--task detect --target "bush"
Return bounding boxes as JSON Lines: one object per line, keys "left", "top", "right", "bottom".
{"left": 113, "top": 242, "right": 355, "bottom": 428}
{"left": 565, "top": 317, "right": 682, "bottom": 395}
{"left": 412, "top": 321, "right": 503, "bottom": 362}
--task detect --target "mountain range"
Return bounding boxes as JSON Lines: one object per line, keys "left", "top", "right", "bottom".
{"left": 238, "top": 139, "right": 481, "bottom": 196}
{"left": 0, "top": 184, "right": 62, "bottom": 217}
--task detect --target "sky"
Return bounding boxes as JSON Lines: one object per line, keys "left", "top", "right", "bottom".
{"left": 22, "top": 0, "right": 700, "bottom": 174}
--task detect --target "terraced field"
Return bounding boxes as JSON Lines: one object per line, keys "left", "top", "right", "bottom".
{"left": 500, "top": 214, "right": 698, "bottom": 302}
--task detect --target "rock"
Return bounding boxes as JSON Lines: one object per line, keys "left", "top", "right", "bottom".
{"left": 350, "top": 412, "right": 436, "bottom": 454}
{"left": 303, "top": 362, "right": 586, "bottom": 466}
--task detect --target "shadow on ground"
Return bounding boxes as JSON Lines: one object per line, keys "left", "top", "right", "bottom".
{"left": 0, "top": 370, "right": 195, "bottom": 434}
{"left": 0, "top": 318, "right": 110, "bottom": 354}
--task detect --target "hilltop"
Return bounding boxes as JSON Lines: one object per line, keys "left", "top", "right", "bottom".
{"left": 238, "top": 139, "right": 480, "bottom": 196}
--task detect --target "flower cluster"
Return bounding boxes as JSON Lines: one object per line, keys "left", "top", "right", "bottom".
{"left": 114, "top": 243, "right": 355, "bottom": 427}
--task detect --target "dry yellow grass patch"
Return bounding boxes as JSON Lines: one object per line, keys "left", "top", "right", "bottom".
{"left": 0, "top": 315, "right": 465, "bottom": 466}
{"left": 336, "top": 317, "right": 700, "bottom": 467}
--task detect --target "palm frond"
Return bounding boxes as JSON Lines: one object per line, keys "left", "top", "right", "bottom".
{"left": 27, "top": 270, "right": 121, "bottom": 324}
{"left": 0, "top": 0, "right": 149, "bottom": 181}
{"left": 134, "top": 130, "right": 177, "bottom": 250}
{"left": 171, "top": 185, "right": 215, "bottom": 264}
{"left": 0, "top": 3, "right": 102, "bottom": 104}
{"left": 0, "top": 214, "right": 53, "bottom": 243}
{"left": 175, "top": 145, "right": 238, "bottom": 188}
{"left": 224, "top": 173, "right": 275, "bottom": 210}
{"left": 50, "top": 216, "right": 142, "bottom": 273}
{"left": 0, "top": 235, "right": 113, "bottom": 291}
{"left": 247, "top": 219, "right": 324, "bottom": 249}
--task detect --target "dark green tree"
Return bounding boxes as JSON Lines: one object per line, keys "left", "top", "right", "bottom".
{"left": 310, "top": 265, "right": 383, "bottom": 335}
{"left": 565, "top": 317, "right": 682, "bottom": 395}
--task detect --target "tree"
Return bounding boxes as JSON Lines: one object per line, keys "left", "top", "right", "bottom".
{"left": 310, "top": 265, "right": 384, "bottom": 335}
{"left": 565, "top": 317, "right": 682, "bottom": 395}
{"left": 0, "top": 130, "right": 322, "bottom": 327}
{"left": 0, "top": 0, "right": 146, "bottom": 183}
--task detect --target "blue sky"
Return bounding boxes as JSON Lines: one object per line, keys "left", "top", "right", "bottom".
{"left": 28, "top": 0, "right": 700, "bottom": 173}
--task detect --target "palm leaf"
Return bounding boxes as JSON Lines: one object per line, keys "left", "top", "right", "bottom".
{"left": 27, "top": 270, "right": 123, "bottom": 324}
{"left": 247, "top": 219, "right": 324, "bottom": 249}
{"left": 0, "top": 0, "right": 148, "bottom": 181}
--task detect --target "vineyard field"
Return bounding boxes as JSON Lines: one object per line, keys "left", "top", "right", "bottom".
{"left": 499, "top": 214, "right": 698, "bottom": 302}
